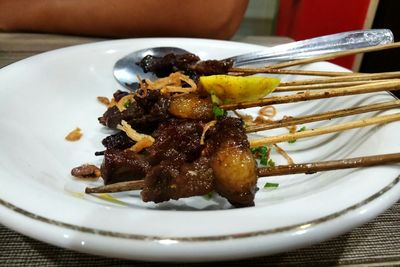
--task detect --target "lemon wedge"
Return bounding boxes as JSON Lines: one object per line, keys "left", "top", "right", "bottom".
{"left": 199, "top": 75, "right": 280, "bottom": 103}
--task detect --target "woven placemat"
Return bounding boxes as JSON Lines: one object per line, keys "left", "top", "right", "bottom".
{"left": 1, "top": 202, "right": 399, "bottom": 266}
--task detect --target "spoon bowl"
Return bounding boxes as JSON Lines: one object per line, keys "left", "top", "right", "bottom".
{"left": 114, "top": 47, "right": 189, "bottom": 90}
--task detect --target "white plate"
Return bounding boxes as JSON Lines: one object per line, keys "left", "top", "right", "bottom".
{"left": 0, "top": 38, "right": 399, "bottom": 262}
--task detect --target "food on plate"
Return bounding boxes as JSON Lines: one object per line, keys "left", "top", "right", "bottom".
{"left": 65, "top": 127, "right": 82, "bottom": 141}
{"left": 91, "top": 69, "right": 268, "bottom": 207}
{"left": 71, "top": 164, "right": 101, "bottom": 179}
{"left": 97, "top": 96, "right": 111, "bottom": 106}
{"left": 200, "top": 75, "right": 280, "bottom": 103}
{"left": 138, "top": 53, "right": 234, "bottom": 79}
{"left": 71, "top": 57, "right": 282, "bottom": 207}
{"left": 73, "top": 50, "right": 400, "bottom": 208}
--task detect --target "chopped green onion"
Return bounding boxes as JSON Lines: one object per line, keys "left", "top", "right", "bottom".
{"left": 212, "top": 105, "right": 226, "bottom": 118}
{"left": 267, "top": 158, "right": 275, "bottom": 167}
{"left": 203, "top": 191, "right": 214, "bottom": 200}
{"left": 123, "top": 99, "right": 131, "bottom": 108}
{"left": 211, "top": 93, "right": 226, "bottom": 118}
{"left": 251, "top": 145, "right": 268, "bottom": 155}
{"left": 260, "top": 154, "right": 268, "bottom": 165}
{"left": 298, "top": 126, "right": 307, "bottom": 132}
{"left": 264, "top": 182, "right": 279, "bottom": 189}
{"left": 251, "top": 145, "right": 275, "bottom": 166}
{"left": 288, "top": 126, "right": 307, "bottom": 144}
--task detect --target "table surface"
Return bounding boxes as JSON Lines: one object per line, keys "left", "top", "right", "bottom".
{"left": 0, "top": 33, "right": 399, "bottom": 267}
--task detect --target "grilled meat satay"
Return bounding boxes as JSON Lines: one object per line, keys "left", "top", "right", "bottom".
{"left": 204, "top": 117, "right": 258, "bottom": 207}
{"left": 99, "top": 90, "right": 214, "bottom": 132}
{"left": 99, "top": 89, "right": 171, "bottom": 132}
{"left": 168, "top": 93, "right": 213, "bottom": 121}
{"left": 100, "top": 120, "right": 204, "bottom": 183}
{"left": 138, "top": 52, "right": 233, "bottom": 79}
{"left": 97, "top": 116, "right": 257, "bottom": 207}
{"left": 140, "top": 117, "right": 257, "bottom": 207}
{"left": 101, "top": 149, "right": 151, "bottom": 185}
{"left": 141, "top": 157, "right": 214, "bottom": 203}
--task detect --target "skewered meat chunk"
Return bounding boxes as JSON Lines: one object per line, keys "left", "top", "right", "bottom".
{"left": 101, "top": 149, "right": 151, "bottom": 185}
{"left": 138, "top": 53, "right": 234, "bottom": 78}
{"left": 168, "top": 93, "right": 213, "bottom": 121}
{"left": 190, "top": 59, "right": 234, "bottom": 76}
{"left": 140, "top": 117, "right": 257, "bottom": 207}
{"left": 139, "top": 53, "right": 200, "bottom": 77}
{"left": 141, "top": 157, "right": 214, "bottom": 203}
{"left": 113, "top": 90, "right": 130, "bottom": 101}
{"left": 98, "top": 104, "right": 143, "bottom": 129}
{"left": 102, "top": 131, "right": 135, "bottom": 150}
{"left": 100, "top": 116, "right": 257, "bottom": 207}
{"left": 145, "top": 120, "right": 204, "bottom": 164}
{"left": 98, "top": 90, "right": 171, "bottom": 132}
{"left": 211, "top": 143, "right": 257, "bottom": 207}
{"left": 101, "top": 120, "right": 203, "bottom": 183}
{"left": 98, "top": 89, "right": 214, "bottom": 134}
{"left": 205, "top": 117, "right": 258, "bottom": 207}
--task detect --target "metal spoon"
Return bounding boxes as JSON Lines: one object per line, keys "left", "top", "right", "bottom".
{"left": 114, "top": 29, "right": 393, "bottom": 91}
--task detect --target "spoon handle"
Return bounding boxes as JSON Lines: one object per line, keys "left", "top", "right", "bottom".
{"left": 231, "top": 29, "right": 394, "bottom": 66}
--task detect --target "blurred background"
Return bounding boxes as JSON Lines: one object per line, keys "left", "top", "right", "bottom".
{"left": 234, "top": 0, "right": 399, "bottom": 73}
{"left": 1, "top": 0, "right": 399, "bottom": 74}
{"left": 233, "top": 0, "right": 279, "bottom": 40}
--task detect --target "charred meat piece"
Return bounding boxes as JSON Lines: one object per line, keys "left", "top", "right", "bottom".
{"left": 168, "top": 93, "right": 213, "bottom": 121}
{"left": 98, "top": 89, "right": 215, "bottom": 133}
{"left": 138, "top": 53, "right": 200, "bottom": 77}
{"left": 205, "top": 117, "right": 258, "bottom": 207}
{"left": 190, "top": 59, "right": 234, "bottom": 76}
{"left": 211, "top": 141, "right": 258, "bottom": 207}
{"left": 101, "top": 149, "right": 151, "bottom": 185}
{"left": 113, "top": 90, "right": 130, "bottom": 101}
{"left": 100, "top": 120, "right": 203, "bottom": 184}
{"left": 98, "top": 90, "right": 171, "bottom": 132}
{"left": 99, "top": 118, "right": 257, "bottom": 207}
{"left": 139, "top": 117, "right": 257, "bottom": 207}
{"left": 141, "top": 157, "right": 214, "bottom": 203}
{"left": 98, "top": 103, "right": 143, "bottom": 129}
{"left": 134, "top": 89, "right": 165, "bottom": 112}
{"left": 145, "top": 120, "right": 204, "bottom": 164}
{"left": 102, "top": 131, "right": 135, "bottom": 150}
{"left": 71, "top": 164, "right": 101, "bottom": 179}
{"left": 133, "top": 90, "right": 171, "bottom": 132}
{"left": 138, "top": 53, "right": 233, "bottom": 78}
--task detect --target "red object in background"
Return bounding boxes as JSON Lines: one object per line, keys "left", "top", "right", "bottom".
{"left": 276, "top": 0, "right": 372, "bottom": 69}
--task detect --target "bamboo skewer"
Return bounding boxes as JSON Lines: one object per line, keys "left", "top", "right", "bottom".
{"left": 85, "top": 181, "right": 136, "bottom": 193}
{"left": 249, "top": 112, "right": 400, "bottom": 147}
{"left": 85, "top": 180, "right": 145, "bottom": 194}
{"left": 280, "top": 71, "right": 400, "bottom": 87}
{"left": 221, "top": 80, "right": 400, "bottom": 110}
{"left": 264, "top": 42, "right": 400, "bottom": 70}
{"left": 275, "top": 80, "right": 386, "bottom": 92}
{"left": 245, "top": 100, "right": 400, "bottom": 133}
{"left": 257, "top": 153, "right": 400, "bottom": 177}
{"left": 228, "top": 68, "right": 355, "bottom": 77}
{"left": 85, "top": 152, "right": 400, "bottom": 194}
